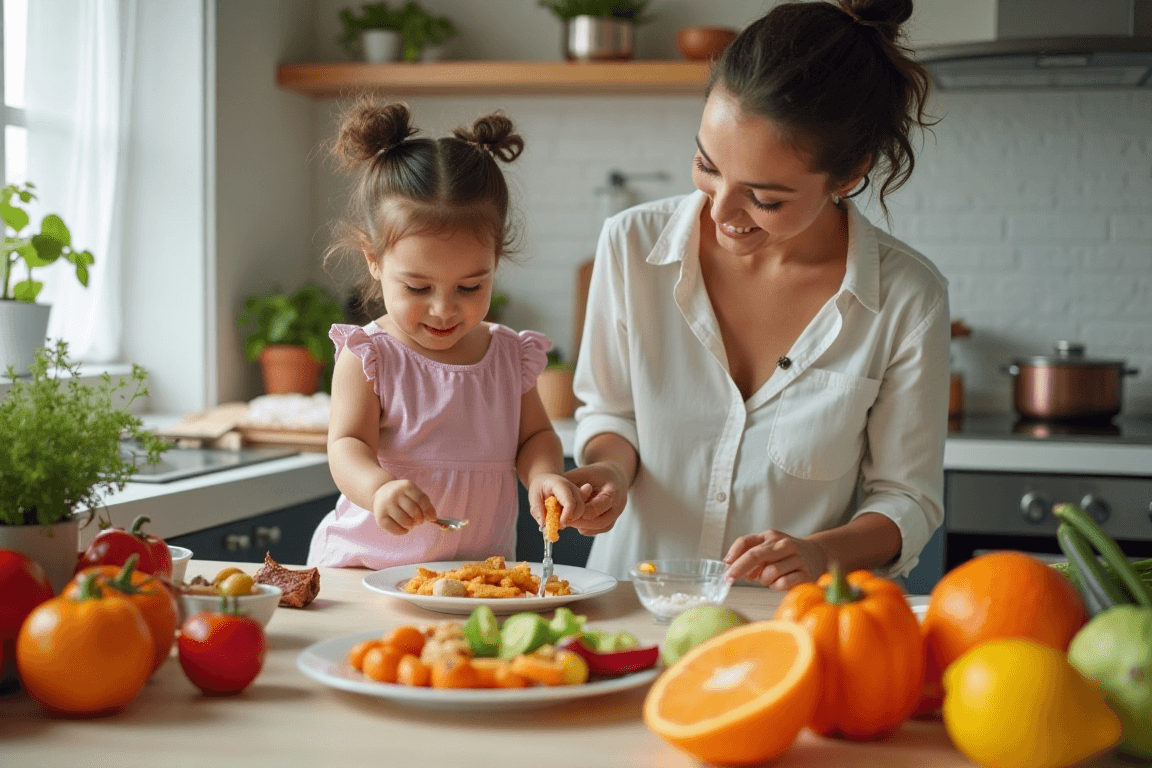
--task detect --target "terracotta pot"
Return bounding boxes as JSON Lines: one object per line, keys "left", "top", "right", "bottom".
{"left": 537, "top": 367, "right": 577, "bottom": 419}
{"left": 676, "top": 26, "right": 738, "bottom": 61}
{"left": 257, "top": 345, "right": 323, "bottom": 395}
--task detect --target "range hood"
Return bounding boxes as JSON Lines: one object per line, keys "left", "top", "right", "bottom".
{"left": 919, "top": 0, "right": 1152, "bottom": 90}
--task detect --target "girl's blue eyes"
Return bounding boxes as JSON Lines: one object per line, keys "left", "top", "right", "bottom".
{"left": 693, "top": 157, "right": 785, "bottom": 212}
{"left": 404, "top": 285, "right": 481, "bottom": 295}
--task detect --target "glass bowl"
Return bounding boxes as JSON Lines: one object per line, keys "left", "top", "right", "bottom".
{"left": 629, "top": 559, "right": 732, "bottom": 623}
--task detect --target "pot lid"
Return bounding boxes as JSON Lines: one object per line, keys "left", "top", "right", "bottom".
{"left": 1013, "top": 340, "right": 1128, "bottom": 367}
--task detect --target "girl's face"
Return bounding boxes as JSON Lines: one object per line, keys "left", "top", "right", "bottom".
{"left": 692, "top": 88, "right": 854, "bottom": 258}
{"left": 369, "top": 227, "right": 496, "bottom": 354}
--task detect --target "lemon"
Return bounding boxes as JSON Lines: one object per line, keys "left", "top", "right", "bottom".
{"left": 661, "top": 605, "right": 747, "bottom": 666}
{"left": 942, "top": 637, "right": 1121, "bottom": 768}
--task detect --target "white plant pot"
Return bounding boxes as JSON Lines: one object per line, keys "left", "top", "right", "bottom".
{"left": 362, "top": 29, "right": 402, "bottom": 63}
{"left": 0, "top": 516, "right": 79, "bottom": 686}
{"left": 0, "top": 301, "right": 51, "bottom": 377}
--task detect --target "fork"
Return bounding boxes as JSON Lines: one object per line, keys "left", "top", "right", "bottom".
{"left": 538, "top": 527, "right": 553, "bottom": 597}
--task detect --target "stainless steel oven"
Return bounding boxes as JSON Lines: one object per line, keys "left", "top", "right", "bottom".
{"left": 941, "top": 416, "right": 1152, "bottom": 573}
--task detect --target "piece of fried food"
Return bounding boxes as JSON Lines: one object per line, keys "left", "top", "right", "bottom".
{"left": 431, "top": 578, "right": 469, "bottom": 597}
{"left": 544, "top": 496, "right": 560, "bottom": 543}
{"left": 468, "top": 583, "right": 523, "bottom": 599}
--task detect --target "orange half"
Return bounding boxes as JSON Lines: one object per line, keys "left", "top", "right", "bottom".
{"left": 643, "top": 620, "right": 820, "bottom": 767}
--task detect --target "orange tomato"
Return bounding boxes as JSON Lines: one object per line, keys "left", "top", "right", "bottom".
{"left": 362, "top": 645, "right": 404, "bottom": 683}
{"left": 16, "top": 573, "right": 153, "bottom": 715}
{"left": 383, "top": 625, "right": 425, "bottom": 656}
{"left": 347, "top": 639, "right": 385, "bottom": 672}
{"left": 921, "top": 551, "right": 1088, "bottom": 686}
{"left": 430, "top": 656, "right": 480, "bottom": 689}
{"left": 396, "top": 654, "right": 431, "bottom": 687}
{"left": 66, "top": 554, "right": 178, "bottom": 675}
{"left": 775, "top": 568, "right": 924, "bottom": 740}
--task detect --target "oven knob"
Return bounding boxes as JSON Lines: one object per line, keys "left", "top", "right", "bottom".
{"left": 1080, "top": 495, "right": 1110, "bottom": 525}
{"left": 1020, "top": 492, "right": 1050, "bottom": 524}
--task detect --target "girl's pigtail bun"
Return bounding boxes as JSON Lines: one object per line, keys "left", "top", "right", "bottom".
{"left": 838, "top": 0, "right": 913, "bottom": 44}
{"left": 454, "top": 113, "right": 525, "bottom": 163}
{"left": 334, "top": 98, "right": 418, "bottom": 171}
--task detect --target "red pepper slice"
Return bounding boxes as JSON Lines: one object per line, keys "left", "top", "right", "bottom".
{"left": 556, "top": 635, "right": 659, "bottom": 676}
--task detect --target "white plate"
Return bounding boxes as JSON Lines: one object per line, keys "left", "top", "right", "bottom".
{"left": 362, "top": 561, "right": 618, "bottom": 615}
{"left": 296, "top": 630, "right": 660, "bottom": 711}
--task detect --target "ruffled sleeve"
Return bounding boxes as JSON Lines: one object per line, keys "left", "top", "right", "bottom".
{"left": 518, "top": 330, "right": 552, "bottom": 393}
{"left": 329, "top": 323, "right": 383, "bottom": 397}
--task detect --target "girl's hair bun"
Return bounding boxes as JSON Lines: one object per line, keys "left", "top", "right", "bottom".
{"left": 838, "top": 0, "right": 912, "bottom": 43}
{"left": 334, "top": 98, "right": 418, "bottom": 170}
{"left": 453, "top": 113, "right": 525, "bottom": 163}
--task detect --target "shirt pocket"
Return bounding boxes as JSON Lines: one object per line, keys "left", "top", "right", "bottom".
{"left": 767, "top": 368, "right": 881, "bottom": 482}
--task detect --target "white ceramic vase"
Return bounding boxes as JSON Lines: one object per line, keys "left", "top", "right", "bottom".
{"left": 0, "top": 516, "right": 80, "bottom": 595}
{"left": 362, "top": 29, "right": 402, "bottom": 63}
{"left": 0, "top": 301, "right": 51, "bottom": 377}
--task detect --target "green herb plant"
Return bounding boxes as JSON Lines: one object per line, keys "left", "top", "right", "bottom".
{"left": 539, "top": 0, "right": 653, "bottom": 23}
{"left": 338, "top": 2, "right": 403, "bottom": 59}
{"left": 1, "top": 182, "right": 95, "bottom": 303}
{"left": 398, "top": 2, "right": 457, "bottom": 62}
{"left": 237, "top": 284, "right": 346, "bottom": 389}
{"left": 0, "top": 340, "right": 168, "bottom": 526}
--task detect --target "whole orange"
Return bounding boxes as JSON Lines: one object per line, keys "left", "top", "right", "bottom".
{"left": 922, "top": 551, "right": 1087, "bottom": 678}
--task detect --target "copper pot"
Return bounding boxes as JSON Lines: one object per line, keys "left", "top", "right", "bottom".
{"left": 1002, "top": 341, "right": 1139, "bottom": 421}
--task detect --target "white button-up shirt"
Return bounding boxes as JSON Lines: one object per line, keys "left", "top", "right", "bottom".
{"left": 573, "top": 191, "right": 950, "bottom": 581}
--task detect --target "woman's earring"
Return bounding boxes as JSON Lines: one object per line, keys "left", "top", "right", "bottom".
{"left": 832, "top": 194, "right": 842, "bottom": 205}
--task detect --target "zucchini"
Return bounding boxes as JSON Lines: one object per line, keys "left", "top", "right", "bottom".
{"left": 1056, "top": 523, "right": 1125, "bottom": 615}
{"left": 1053, "top": 503, "right": 1152, "bottom": 610}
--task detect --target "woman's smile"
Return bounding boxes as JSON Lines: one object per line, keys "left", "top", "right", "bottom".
{"left": 720, "top": 222, "right": 760, "bottom": 237}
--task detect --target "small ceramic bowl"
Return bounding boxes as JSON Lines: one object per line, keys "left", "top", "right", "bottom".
{"left": 168, "top": 545, "right": 193, "bottom": 584}
{"left": 676, "top": 26, "right": 738, "bottom": 61}
{"left": 179, "top": 583, "right": 282, "bottom": 628}
{"left": 630, "top": 558, "right": 731, "bottom": 623}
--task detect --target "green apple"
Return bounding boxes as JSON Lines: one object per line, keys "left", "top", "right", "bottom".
{"left": 1068, "top": 604, "right": 1152, "bottom": 761}
{"left": 661, "top": 605, "right": 748, "bottom": 667}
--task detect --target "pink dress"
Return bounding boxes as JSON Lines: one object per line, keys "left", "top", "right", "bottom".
{"left": 306, "top": 321, "right": 551, "bottom": 570}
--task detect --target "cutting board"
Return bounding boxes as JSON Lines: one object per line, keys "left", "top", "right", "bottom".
{"left": 235, "top": 424, "right": 328, "bottom": 452}
{"left": 151, "top": 402, "right": 250, "bottom": 441}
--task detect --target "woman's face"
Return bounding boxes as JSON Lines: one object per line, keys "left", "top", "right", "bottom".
{"left": 370, "top": 227, "right": 495, "bottom": 354}
{"left": 692, "top": 88, "right": 850, "bottom": 258}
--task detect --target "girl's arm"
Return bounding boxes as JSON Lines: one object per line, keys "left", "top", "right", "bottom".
{"left": 516, "top": 386, "right": 584, "bottom": 527}
{"left": 327, "top": 348, "right": 393, "bottom": 507}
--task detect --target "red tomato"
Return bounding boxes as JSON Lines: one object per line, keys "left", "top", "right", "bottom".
{"left": 0, "top": 550, "right": 55, "bottom": 676}
{"left": 76, "top": 514, "right": 172, "bottom": 578}
{"left": 178, "top": 607, "right": 266, "bottom": 696}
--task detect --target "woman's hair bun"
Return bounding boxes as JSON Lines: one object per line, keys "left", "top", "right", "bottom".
{"left": 333, "top": 98, "right": 418, "bottom": 170}
{"left": 453, "top": 113, "right": 525, "bottom": 163}
{"left": 838, "top": 0, "right": 912, "bottom": 42}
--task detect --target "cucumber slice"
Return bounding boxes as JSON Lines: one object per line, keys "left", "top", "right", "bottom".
{"left": 499, "top": 613, "right": 552, "bottom": 659}
{"left": 463, "top": 605, "right": 501, "bottom": 658}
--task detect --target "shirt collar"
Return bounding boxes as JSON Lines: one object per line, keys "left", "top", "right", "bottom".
{"left": 643, "top": 189, "right": 882, "bottom": 314}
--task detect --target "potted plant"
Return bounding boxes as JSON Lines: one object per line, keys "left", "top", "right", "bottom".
{"left": 0, "top": 182, "right": 95, "bottom": 376}
{"left": 338, "top": 2, "right": 404, "bottom": 63}
{"left": 237, "top": 284, "right": 346, "bottom": 395}
{"left": 396, "top": 1, "right": 458, "bottom": 62}
{"left": 0, "top": 340, "right": 167, "bottom": 595}
{"left": 537, "top": 349, "right": 578, "bottom": 419}
{"left": 540, "top": 0, "right": 654, "bottom": 61}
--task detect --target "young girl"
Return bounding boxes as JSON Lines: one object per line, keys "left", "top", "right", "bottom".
{"left": 307, "top": 99, "right": 585, "bottom": 570}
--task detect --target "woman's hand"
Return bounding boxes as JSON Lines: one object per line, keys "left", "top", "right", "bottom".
{"left": 723, "top": 530, "right": 829, "bottom": 590}
{"left": 561, "top": 462, "right": 630, "bottom": 536}
{"left": 527, "top": 474, "right": 587, "bottom": 532}
{"left": 371, "top": 479, "right": 437, "bottom": 535}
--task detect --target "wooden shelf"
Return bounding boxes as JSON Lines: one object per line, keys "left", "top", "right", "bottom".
{"left": 276, "top": 60, "right": 712, "bottom": 98}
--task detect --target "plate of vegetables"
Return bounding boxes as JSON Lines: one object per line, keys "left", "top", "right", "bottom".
{"left": 296, "top": 607, "right": 661, "bottom": 711}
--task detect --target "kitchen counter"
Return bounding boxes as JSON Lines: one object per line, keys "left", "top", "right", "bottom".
{"left": 1, "top": 559, "right": 1125, "bottom": 767}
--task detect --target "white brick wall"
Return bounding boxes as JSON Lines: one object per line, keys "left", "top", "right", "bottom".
{"left": 314, "top": 90, "right": 1152, "bottom": 418}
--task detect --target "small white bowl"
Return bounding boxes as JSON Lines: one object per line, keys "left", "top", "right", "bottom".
{"left": 630, "top": 558, "right": 731, "bottom": 623}
{"left": 168, "top": 545, "right": 193, "bottom": 584}
{"left": 179, "top": 583, "right": 282, "bottom": 628}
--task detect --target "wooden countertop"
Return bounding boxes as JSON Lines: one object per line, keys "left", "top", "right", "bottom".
{"left": 0, "top": 561, "right": 1124, "bottom": 767}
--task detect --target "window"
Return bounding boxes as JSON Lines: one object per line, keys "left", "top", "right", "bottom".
{"left": 2, "top": 0, "right": 27, "bottom": 185}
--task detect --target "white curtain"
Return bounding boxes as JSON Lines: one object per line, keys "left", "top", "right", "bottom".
{"left": 24, "top": 0, "right": 136, "bottom": 362}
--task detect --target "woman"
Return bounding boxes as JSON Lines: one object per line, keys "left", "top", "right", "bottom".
{"left": 561, "top": 0, "right": 950, "bottom": 588}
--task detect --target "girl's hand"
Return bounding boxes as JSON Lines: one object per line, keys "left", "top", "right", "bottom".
{"left": 723, "top": 530, "right": 829, "bottom": 590}
{"left": 371, "top": 479, "right": 437, "bottom": 535}
{"left": 562, "top": 462, "right": 630, "bottom": 536}
{"left": 528, "top": 474, "right": 585, "bottom": 532}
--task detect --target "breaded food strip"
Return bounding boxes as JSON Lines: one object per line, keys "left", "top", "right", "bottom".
{"left": 544, "top": 495, "right": 560, "bottom": 543}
